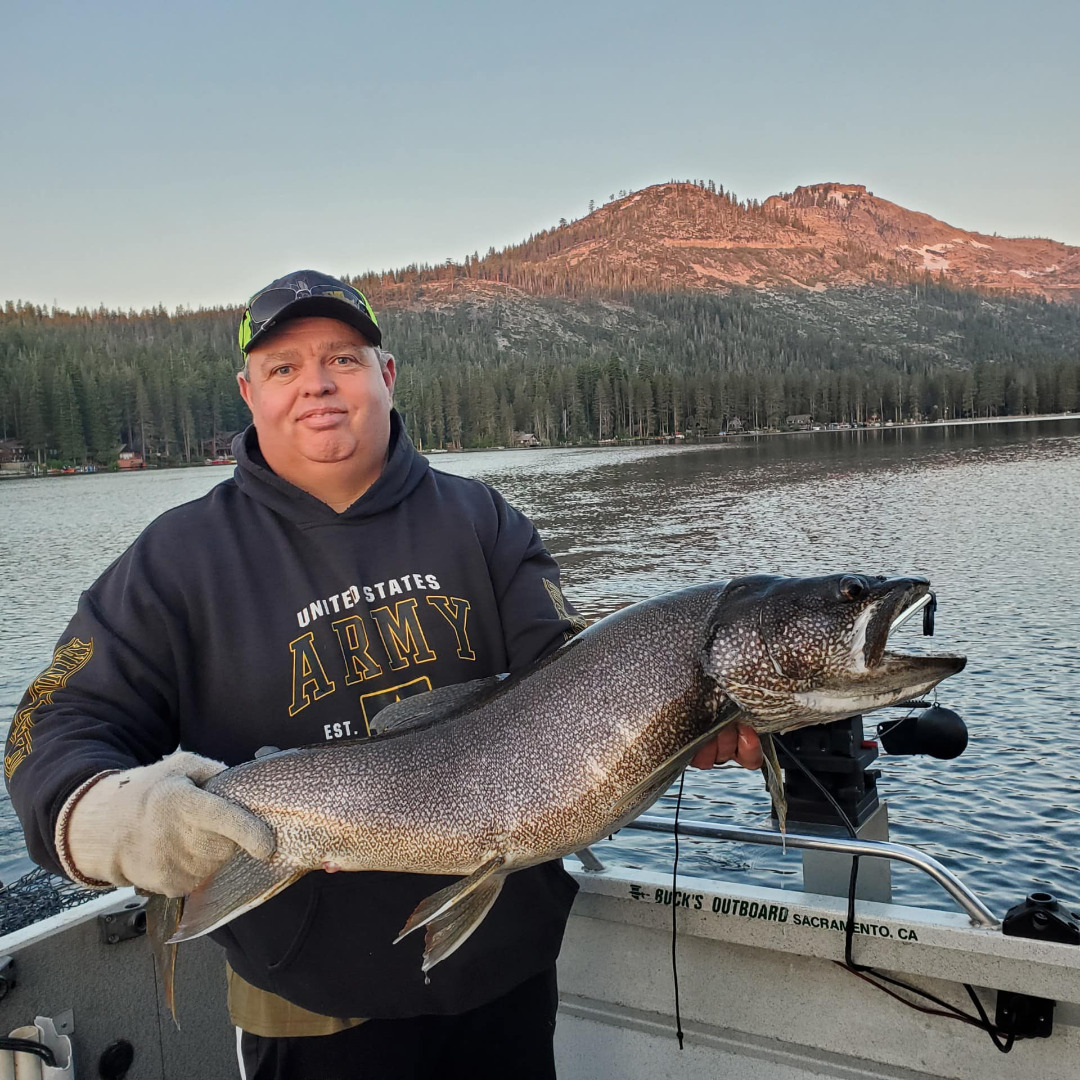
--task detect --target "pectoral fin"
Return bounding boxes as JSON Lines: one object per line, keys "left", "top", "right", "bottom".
{"left": 760, "top": 733, "right": 789, "bottom": 842}
{"left": 608, "top": 756, "right": 692, "bottom": 823}
{"left": 395, "top": 854, "right": 505, "bottom": 972}
{"left": 608, "top": 700, "right": 744, "bottom": 821}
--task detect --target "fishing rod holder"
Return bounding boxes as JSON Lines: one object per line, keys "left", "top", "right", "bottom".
{"left": 994, "top": 892, "right": 1080, "bottom": 1039}
{"left": 97, "top": 900, "right": 147, "bottom": 945}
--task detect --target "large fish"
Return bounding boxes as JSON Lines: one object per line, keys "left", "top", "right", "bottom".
{"left": 168, "top": 573, "right": 965, "bottom": 974}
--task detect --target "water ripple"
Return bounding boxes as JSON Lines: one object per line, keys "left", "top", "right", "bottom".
{"left": 2, "top": 420, "right": 1078, "bottom": 912}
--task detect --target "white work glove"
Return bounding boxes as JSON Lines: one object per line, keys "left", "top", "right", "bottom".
{"left": 56, "top": 751, "right": 275, "bottom": 897}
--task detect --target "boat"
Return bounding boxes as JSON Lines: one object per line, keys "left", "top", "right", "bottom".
{"left": 1, "top": 709, "right": 1077, "bottom": 1080}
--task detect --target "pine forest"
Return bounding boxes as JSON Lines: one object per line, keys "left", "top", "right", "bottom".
{"left": 1, "top": 282, "right": 1078, "bottom": 468}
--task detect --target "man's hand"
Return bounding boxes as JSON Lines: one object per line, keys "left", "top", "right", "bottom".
{"left": 58, "top": 752, "right": 275, "bottom": 897}
{"left": 690, "top": 723, "right": 763, "bottom": 771}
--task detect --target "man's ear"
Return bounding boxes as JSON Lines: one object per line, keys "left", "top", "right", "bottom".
{"left": 381, "top": 353, "right": 396, "bottom": 398}
{"left": 237, "top": 370, "right": 254, "bottom": 411}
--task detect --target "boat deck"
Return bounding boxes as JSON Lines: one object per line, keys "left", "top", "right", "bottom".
{"left": 0, "top": 865, "right": 1076, "bottom": 1079}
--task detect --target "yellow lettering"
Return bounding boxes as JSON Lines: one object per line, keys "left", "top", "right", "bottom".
{"left": 370, "top": 599, "right": 437, "bottom": 671}
{"left": 330, "top": 615, "right": 383, "bottom": 684}
{"left": 288, "top": 632, "right": 337, "bottom": 716}
{"left": 425, "top": 595, "right": 476, "bottom": 661}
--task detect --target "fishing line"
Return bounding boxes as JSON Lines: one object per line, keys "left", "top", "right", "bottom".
{"left": 671, "top": 769, "right": 686, "bottom": 1050}
{"left": 772, "top": 735, "right": 1015, "bottom": 1053}
{"left": 873, "top": 698, "right": 936, "bottom": 746}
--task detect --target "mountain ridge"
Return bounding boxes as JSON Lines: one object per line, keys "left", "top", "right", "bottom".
{"left": 355, "top": 181, "right": 1080, "bottom": 307}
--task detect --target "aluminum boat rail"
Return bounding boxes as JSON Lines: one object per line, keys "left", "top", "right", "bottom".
{"left": 598, "top": 815, "right": 1000, "bottom": 928}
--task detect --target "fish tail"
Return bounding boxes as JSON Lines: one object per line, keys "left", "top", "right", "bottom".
{"left": 168, "top": 854, "right": 302, "bottom": 943}
{"left": 145, "top": 894, "right": 184, "bottom": 1029}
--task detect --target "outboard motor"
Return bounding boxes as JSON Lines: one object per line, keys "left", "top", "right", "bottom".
{"left": 877, "top": 704, "right": 968, "bottom": 760}
{"left": 777, "top": 702, "right": 969, "bottom": 902}
{"left": 776, "top": 587, "right": 971, "bottom": 901}
{"left": 777, "top": 715, "right": 883, "bottom": 830}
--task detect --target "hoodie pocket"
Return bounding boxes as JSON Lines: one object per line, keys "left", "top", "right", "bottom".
{"left": 214, "top": 872, "right": 324, "bottom": 979}
{"left": 267, "top": 876, "right": 322, "bottom": 973}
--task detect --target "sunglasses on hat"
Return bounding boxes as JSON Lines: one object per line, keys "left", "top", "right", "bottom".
{"left": 238, "top": 276, "right": 380, "bottom": 353}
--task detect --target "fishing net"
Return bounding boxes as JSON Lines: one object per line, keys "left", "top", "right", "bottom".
{"left": 0, "top": 868, "right": 104, "bottom": 937}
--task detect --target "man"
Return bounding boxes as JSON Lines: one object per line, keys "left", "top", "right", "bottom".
{"left": 6, "top": 270, "right": 762, "bottom": 1079}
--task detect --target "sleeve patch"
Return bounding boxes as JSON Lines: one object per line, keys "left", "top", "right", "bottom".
{"left": 4, "top": 637, "right": 95, "bottom": 780}
{"left": 542, "top": 579, "right": 588, "bottom": 639}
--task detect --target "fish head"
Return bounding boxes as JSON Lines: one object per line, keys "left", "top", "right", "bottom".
{"left": 704, "top": 573, "right": 966, "bottom": 732}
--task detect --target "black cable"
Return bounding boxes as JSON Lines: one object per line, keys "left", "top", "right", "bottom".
{"left": 771, "top": 734, "right": 1015, "bottom": 1053}
{"left": 773, "top": 736, "right": 858, "bottom": 839}
{"left": 671, "top": 770, "right": 686, "bottom": 1050}
{"left": 844, "top": 854, "right": 866, "bottom": 971}
{"left": 0, "top": 1037, "right": 58, "bottom": 1067}
{"left": 966, "top": 983, "right": 1015, "bottom": 1053}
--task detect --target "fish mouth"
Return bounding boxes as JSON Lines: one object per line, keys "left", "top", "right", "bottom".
{"left": 864, "top": 577, "right": 932, "bottom": 669}
{"left": 818, "top": 577, "right": 966, "bottom": 710}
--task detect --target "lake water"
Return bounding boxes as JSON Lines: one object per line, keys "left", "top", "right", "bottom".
{"left": 1, "top": 418, "right": 1078, "bottom": 916}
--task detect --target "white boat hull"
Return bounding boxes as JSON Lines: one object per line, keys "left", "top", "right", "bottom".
{"left": 0, "top": 866, "right": 1076, "bottom": 1079}
{"left": 556, "top": 867, "right": 1080, "bottom": 1080}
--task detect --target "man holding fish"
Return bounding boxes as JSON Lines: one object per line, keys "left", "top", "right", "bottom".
{"left": 5, "top": 271, "right": 763, "bottom": 1079}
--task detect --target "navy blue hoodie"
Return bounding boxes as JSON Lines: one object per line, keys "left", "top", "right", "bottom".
{"left": 5, "top": 412, "right": 580, "bottom": 1018}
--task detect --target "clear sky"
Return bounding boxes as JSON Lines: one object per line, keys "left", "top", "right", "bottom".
{"left": 4, "top": 0, "right": 1078, "bottom": 312}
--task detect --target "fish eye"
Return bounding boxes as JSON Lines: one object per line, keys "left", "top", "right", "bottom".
{"left": 839, "top": 575, "right": 869, "bottom": 601}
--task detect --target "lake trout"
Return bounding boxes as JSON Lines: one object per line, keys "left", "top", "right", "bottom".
{"left": 168, "top": 573, "right": 965, "bottom": 974}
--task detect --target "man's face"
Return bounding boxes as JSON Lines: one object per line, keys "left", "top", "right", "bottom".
{"left": 238, "top": 316, "right": 396, "bottom": 478}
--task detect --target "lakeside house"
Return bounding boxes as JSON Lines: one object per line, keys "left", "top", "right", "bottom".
{"left": 0, "top": 439, "right": 33, "bottom": 476}
{"left": 117, "top": 450, "right": 145, "bottom": 470}
{"left": 0, "top": 438, "right": 26, "bottom": 463}
{"left": 203, "top": 432, "right": 240, "bottom": 459}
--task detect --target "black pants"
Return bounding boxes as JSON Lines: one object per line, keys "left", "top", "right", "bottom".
{"left": 238, "top": 968, "right": 559, "bottom": 1080}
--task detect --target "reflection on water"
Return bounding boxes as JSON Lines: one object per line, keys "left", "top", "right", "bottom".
{"left": 2, "top": 419, "right": 1078, "bottom": 914}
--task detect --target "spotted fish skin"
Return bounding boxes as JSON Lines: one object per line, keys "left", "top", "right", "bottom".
{"left": 206, "top": 582, "right": 729, "bottom": 882}
{"left": 170, "top": 573, "right": 965, "bottom": 966}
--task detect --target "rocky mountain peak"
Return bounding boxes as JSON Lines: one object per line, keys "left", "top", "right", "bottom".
{"left": 359, "top": 181, "right": 1080, "bottom": 307}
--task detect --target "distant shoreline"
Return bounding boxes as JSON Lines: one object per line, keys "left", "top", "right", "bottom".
{"left": 0, "top": 412, "right": 1075, "bottom": 479}
{"left": 711, "top": 411, "right": 1078, "bottom": 441}
{"left": 426, "top": 411, "right": 1078, "bottom": 455}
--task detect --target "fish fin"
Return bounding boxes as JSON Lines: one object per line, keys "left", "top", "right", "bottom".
{"left": 168, "top": 854, "right": 302, "bottom": 943}
{"left": 760, "top": 734, "right": 788, "bottom": 846}
{"left": 608, "top": 700, "right": 744, "bottom": 821}
{"left": 394, "top": 855, "right": 507, "bottom": 972}
{"left": 145, "top": 894, "right": 184, "bottom": 1029}
{"left": 607, "top": 758, "right": 691, "bottom": 822}
{"left": 370, "top": 676, "right": 509, "bottom": 736}
{"left": 395, "top": 854, "right": 505, "bottom": 943}
{"left": 420, "top": 876, "right": 504, "bottom": 972}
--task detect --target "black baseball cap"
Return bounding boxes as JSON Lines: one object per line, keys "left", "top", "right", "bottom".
{"left": 238, "top": 270, "right": 382, "bottom": 354}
